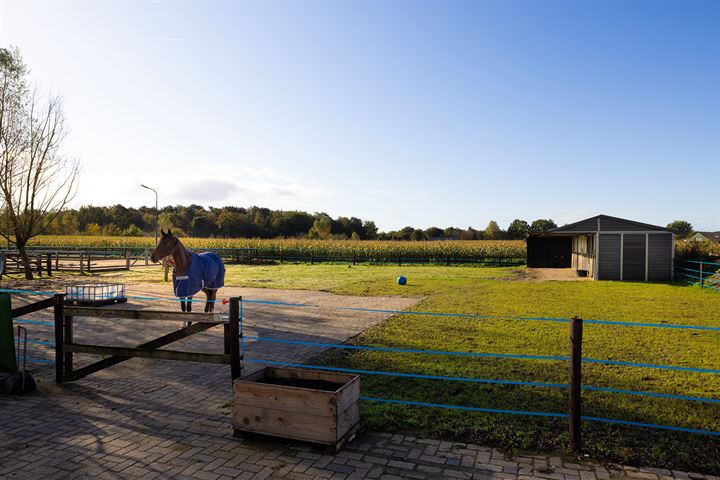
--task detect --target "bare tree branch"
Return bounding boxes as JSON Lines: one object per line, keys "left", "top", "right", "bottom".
{"left": 0, "top": 47, "right": 80, "bottom": 279}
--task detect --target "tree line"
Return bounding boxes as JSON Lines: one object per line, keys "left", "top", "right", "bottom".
{"left": 42, "top": 204, "right": 562, "bottom": 240}
{"left": 45, "top": 208, "right": 703, "bottom": 241}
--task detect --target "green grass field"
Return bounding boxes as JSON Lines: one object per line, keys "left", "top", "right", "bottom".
{"left": 102, "top": 264, "right": 720, "bottom": 472}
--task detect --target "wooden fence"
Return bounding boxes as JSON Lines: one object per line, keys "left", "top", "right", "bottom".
{"left": 8, "top": 294, "right": 242, "bottom": 384}
{"left": 1, "top": 249, "right": 137, "bottom": 276}
{"left": 7, "top": 294, "right": 243, "bottom": 383}
{"left": 21, "top": 246, "right": 526, "bottom": 267}
{"left": 1, "top": 251, "right": 53, "bottom": 277}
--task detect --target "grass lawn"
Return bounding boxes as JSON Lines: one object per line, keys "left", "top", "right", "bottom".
{"left": 104, "top": 264, "right": 720, "bottom": 472}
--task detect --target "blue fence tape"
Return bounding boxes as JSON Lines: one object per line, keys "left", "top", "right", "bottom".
{"left": 74, "top": 293, "right": 720, "bottom": 330}
{"left": 685, "top": 260, "right": 720, "bottom": 267}
{"left": 245, "top": 355, "right": 720, "bottom": 404}
{"left": 362, "top": 397, "right": 720, "bottom": 436}
{"left": 582, "top": 358, "right": 720, "bottom": 375}
{"left": 676, "top": 271, "right": 703, "bottom": 281}
{"left": 24, "top": 339, "right": 55, "bottom": 346}
{"left": 26, "top": 357, "right": 55, "bottom": 365}
{"left": 686, "top": 280, "right": 720, "bottom": 292}
{"left": 13, "top": 318, "right": 54, "bottom": 326}
{"left": 244, "top": 358, "right": 568, "bottom": 388}
{"left": 582, "top": 386, "right": 720, "bottom": 404}
{"left": 243, "top": 299, "right": 308, "bottom": 307}
{"left": 0, "top": 288, "right": 56, "bottom": 296}
{"left": 676, "top": 274, "right": 720, "bottom": 290}
{"left": 361, "top": 397, "right": 567, "bottom": 418}
{"left": 13, "top": 332, "right": 720, "bottom": 404}
{"left": 245, "top": 336, "right": 720, "bottom": 375}
{"left": 4, "top": 288, "right": 719, "bottom": 332}
{"left": 678, "top": 277, "right": 704, "bottom": 288}
{"left": 675, "top": 266, "right": 715, "bottom": 276}
{"left": 244, "top": 336, "right": 570, "bottom": 362}
{"left": 245, "top": 357, "right": 720, "bottom": 395}
{"left": 580, "top": 416, "right": 720, "bottom": 436}
{"left": 582, "top": 319, "right": 720, "bottom": 332}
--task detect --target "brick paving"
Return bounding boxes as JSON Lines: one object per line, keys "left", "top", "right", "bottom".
{"left": 0, "top": 285, "right": 715, "bottom": 479}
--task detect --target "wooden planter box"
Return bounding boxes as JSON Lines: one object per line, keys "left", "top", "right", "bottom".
{"left": 233, "top": 366, "right": 360, "bottom": 452}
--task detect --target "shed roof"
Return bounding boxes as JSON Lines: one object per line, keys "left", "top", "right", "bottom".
{"left": 532, "top": 214, "right": 671, "bottom": 236}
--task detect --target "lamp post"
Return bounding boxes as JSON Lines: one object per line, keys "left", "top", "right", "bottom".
{"left": 140, "top": 184, "right": 159, "bottom": 245}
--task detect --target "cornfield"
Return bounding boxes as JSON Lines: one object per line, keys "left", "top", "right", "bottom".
{"left": 27, "top": 236, "right": 527, "bottom": 263}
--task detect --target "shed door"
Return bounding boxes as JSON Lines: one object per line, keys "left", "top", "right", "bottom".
{"left": 648, "top": 233, "right": 673, "bottom": 281}
{"left": 598, "top": 234, "right": 621, "bottom": 280}
{"left": 622, "top": 234, "right": 646, "bottom": 281}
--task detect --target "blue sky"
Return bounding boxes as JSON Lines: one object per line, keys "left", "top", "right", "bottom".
{"left": 1, "top": 1, "right": 718, "bottom": 231}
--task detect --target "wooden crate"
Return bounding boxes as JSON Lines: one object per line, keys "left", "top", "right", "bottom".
{"left": 233, "top": 366, "right": 360, "bottom": 452}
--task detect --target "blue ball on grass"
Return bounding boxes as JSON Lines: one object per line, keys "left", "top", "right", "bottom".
{"left": 397, "top": 275, "right": 407, "bottom": 285}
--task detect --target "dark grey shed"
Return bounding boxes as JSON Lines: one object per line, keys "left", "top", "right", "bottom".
{"left": 527, "top": 215, "right": 674, "bottom": 281}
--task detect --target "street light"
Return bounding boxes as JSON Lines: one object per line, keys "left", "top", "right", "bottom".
{"left": 140, "top": 184, "right": 159, "bottom": 246}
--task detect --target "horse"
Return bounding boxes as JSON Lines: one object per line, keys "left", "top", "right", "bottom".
{"left": 149, "top": 229, "right": 225, "bottom": 316}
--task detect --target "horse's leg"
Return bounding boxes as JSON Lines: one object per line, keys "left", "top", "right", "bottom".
{"left": 182, "top": 297, "right": 193, "bottom": 328}
{"left": 203, "top": 288, "right": 214, "bottom": 313}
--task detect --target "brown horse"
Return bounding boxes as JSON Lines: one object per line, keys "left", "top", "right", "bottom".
{"left": 150, "top": 230, "right": 225, "bottom": 314}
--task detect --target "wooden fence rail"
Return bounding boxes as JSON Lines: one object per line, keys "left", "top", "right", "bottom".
{"left": 15, "top": 246, "right": 527, "bottom": 267}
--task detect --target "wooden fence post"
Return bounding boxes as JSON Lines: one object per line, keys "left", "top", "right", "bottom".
{"left": 54, "top": 294, "right": 66, "bottom": 383}
{"left": 229, "top": 297, "right": 241, "bottom": 381}
{"left": 46, "top": 253, "right": 52, "bottom": 276}
{"left": 125, "top": 249, "right": 130, "bottom": 270}
{"left": 569, "top": 316, "right": 583, "bottom": 453}
{"left": 163, "top": 258, "right": 169, "bottom": 282}
{"left": 700, "top": 263, "right": 704, "bottom": 287}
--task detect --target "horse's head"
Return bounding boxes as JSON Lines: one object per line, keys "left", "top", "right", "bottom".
{"left": 150, "top": 229, "right": 178, "bottom": 263}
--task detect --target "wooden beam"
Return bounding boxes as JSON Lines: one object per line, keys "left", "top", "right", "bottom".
{"left": 64, "top": 306, "right": 225, "bottom": 324}
{"left": 229, "top": 297, "right": 241, "bottom": 380}
{"left": 65, "top": 321, "right": 217, "bottom": 380}
{"left": 12, "top": 296, "right": 57, "bottom": 318}
{"left": 54, "top": 294, "right": 66, "bottom": 383}
{"left": 65, "top": 343, "right": 231, "bottom": 364}
{"left": 64, "top": 315, "right": 74, "bottom": 375}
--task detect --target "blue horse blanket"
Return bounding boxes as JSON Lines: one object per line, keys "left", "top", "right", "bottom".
{"left": 173, "top": 252, "right": 225, "bottom": 298}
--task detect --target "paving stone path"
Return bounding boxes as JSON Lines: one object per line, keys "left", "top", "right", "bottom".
{"left": 0, "top": 286, "right": 714, "bottom": 479}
